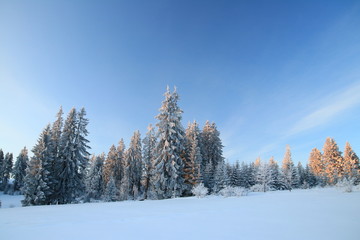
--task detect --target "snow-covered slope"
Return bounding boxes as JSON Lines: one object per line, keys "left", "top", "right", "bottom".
{"left": 1, "top": 188, "right": 359, "bottom": 240}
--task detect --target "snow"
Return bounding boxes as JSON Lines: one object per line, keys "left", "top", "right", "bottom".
{"left": 1, "top": 188, "right": 359, "bottom": 240}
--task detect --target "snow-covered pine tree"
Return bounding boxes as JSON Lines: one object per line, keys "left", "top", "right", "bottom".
{"left": 256, "top": 162, "right": 273, "bottom": 192}
{"left": 322, "top": 137, "right": 343, "bottom": 185}
{"left": 281, "top": 145, "right": 299, "bottom": 191}
{"left": 141, "top": 125, "right": 157, "bottom": 199}
{"left": 50, "top": 107, "right": 64, "bottom": 199}
{"left": 115, "top": 139, "right": 126, "bottom": 189}
{"left": 126, "top": 131, "right": 142, "bottom": 199}
{"left": 183, "top": 121, "right": 203, "bottom": 195}
{"left": 268, "top": 157, "right": 283, "bottom": 190}
{"left": 343, "top": 142, "right": 360, "bottom": 183}
{"left": 74, "top": 107, "right": 91, "bottom": 196}
{"left": 103, "top": 145, "right": 118, "bottom": 187}
{"left": 213, "top": 161, "right": 229, "bottom": 193}
{"left": 238, "top": 162, "right": 255, "bottom": 188}
{"left": 229, "top": 161, "right": 240, "bottom": 187}
{"left": 297, "top": 162, "right": 306, "bottom": 188}
{"left": 308, "top": 148, "right": 325, "bottom": 185}
{"left": 22, "top": 125, "right": 53, "bottom": 206}
{"left": 1, "top": 153, "right": 13, "bottom": 192}
{"left": 13, "top": 147, "right": 29, "bottom": 193}
{"left": 86, "top": 154, "right": 105, "bottom": 200}
{"left": 304, "top": 164, "right": 317, "bottom": 187}
{"left": 202, "top": 160, "right": 215, "bottom": 192}
{"left": 150, "top": 87, "right": 186, "bottom": 199}
{"left": 56, "top": 108, "right": 89, "bottom": 204}
{"left": 201, "top": 121, "right": 224, "bottom": 174}
{"left": 104, "top": 176, "right": 117, "bottom": 202}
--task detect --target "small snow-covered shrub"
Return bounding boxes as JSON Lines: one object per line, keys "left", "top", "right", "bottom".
{"left": 336, "top": 178, "right": 354, "bottom": 193}
{"left": 250, "top": 184, "right": 269, "bottom": 192}
{"left": 192, "top": 183, "right": 208, "bottom": 198}
{"left": 219, "top": 186, "right": 248, "bottom": 197}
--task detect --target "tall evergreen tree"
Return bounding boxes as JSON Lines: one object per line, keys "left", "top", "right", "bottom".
{"left": 13, "top": 147, "right": 29, "bottom": 192}
{"left": 213, "top": 161, "right": 229, "bottom": 193}
{"left": 201, "top": 121, "right": 224, "bottom": 173}
{"left": 268, "top": 157, "right": 283, "bottom": 190}
{"left": 86, "top": 154, "right": 105, "bottom": 200}
{"left": 183, "top": 121, "right": 203, "bottom": 195}
{"left": 150, "top": 87, "right": 186, "bottom": 199}
{"left": 308, "top": 148, "right": 325, "bottom": 184}
{"left": 322, "top": 137, "right": 343, "bottom": 184}
{"left": 22, "top": 125, "right": 53, "bottom": 206}
{"left": 1, "top": 153, "right": 13, "bottom": 192}
{"left": 343, "top": 142, "right": 360, "bottom": 182}
{"left": 51, "top": 107, "right": 64, "bottom": 198}
{"left": 56, "top": 108, "right": 90, "bottom": 204}
{"left": 103, "top": 145, "right": 118, "bottom": 186}
{"left": 281, "top": 145, "right": 299, "bottom": 190}
{"left": 126, "top": 131, "right": 142, "bottom": 199}
{"left": 256, "top": 162, "right": 273, "bottom": 192}
{"left": 141, "top": 125, "right": 156, "bottom": 199}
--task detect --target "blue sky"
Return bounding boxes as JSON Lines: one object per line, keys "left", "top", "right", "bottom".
{"left": 1, "top": 0, "right": 360, "bottom": 165}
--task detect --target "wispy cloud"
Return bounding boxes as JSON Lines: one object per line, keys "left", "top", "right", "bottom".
{"left": 287, "top": 81, "right": 360, "bottom": 136}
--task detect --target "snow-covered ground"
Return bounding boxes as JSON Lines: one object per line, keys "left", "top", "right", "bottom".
{"left": 1, "top": 188, "right": 359, "bottom": 240}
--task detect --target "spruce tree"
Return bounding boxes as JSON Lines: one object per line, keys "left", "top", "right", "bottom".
{"left": 104, "top": 176, "right": 117, "bottom": 202}
{"left": 13, "top": 147, "right": 29, "bottom": 193}
{"left": 213, "top": 161, "right": 229, "bottom": 193}
{"left": 103, "top": 145, "right": 118, "bottom": 186}
{"left": 343, "top": 142, "right": 360, "bottom": 183}
{"left": 1, "top": 153, "right": 13, "bottom": 192}
{"left": 268, "top": 157, "right": 283, "bottom": 190}
{"left": 281, "top": 145, "right": 299, "bottom": 190}
{"left": 141, "top": 125, "right": 156, "bottom": 199}
{"left": 150, "top": 87, "right": 186, "bottom": 199}
{"left": 201, "top": 121, "right": 224, "bottom": 173}
{"left": 126, "top": 131, "right": 142, "bottom": 199}
{"left": 86, "top": 154, "right": 105, "bottom": 200}
{"left": 57, "top": 108, "right": 90, "bottom": 204}
{"left": 322, "top": 137, "right": 343, "bottom": 184}
{"left": 308, "top": 148, "right": 325, "bottom": 185}
{"left": 183, "top": 121, "right": 203, "bottom": 195}
{"left": 22, "top": 125, "right": 53, "bottom": 206}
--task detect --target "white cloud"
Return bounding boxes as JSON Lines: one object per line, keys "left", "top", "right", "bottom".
{"left": 287, "top": 81, "right": 360, "bottom": 136}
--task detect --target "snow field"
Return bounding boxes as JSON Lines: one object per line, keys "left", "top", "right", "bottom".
{"left": 0, "top": 188, "right": 359, "bottom": 240}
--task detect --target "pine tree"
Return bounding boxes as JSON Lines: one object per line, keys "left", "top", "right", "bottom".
{"left": 51, "top": 107, "right": 64, "bottom": 199}
{"left": 229, "top": 161, "right": 240, "bottom": 187}
{"left": 1, "top": 153, "right": 13, "bottom": 192}
{"left": 103, "top": 145, "right": 118, "bottom": 186}
{"left": 141, "top": 125, "right": 156, "bottom": 199}
{"left": 183, "top": 121, "right": 203, "bottom": 195}
{"left": 13, "top": 147, "right": 29, "bottom": 193}
{"left": 150, "top": 87, "right": 186, "bottom": 199}
{"left": 256, "top": 162, "right": 273, "bottom": 192}
{"left": 202, "top": 160, "right": 215, "bottom": 192}
{"left": 126, "top": 131, "right": 142, "bottom": 199}
{"left": 343, "top": 142, "right": 360, "bottom": 183}
{"left": 74, "top": 107, "right": 91, "bottom": 195}
{"left": 115, "top": 139, "right": 126, "bottom": 189}
{"left": 86, "top": 154, "right": 105, "bottom": 200}
{"left": 308, "top": 148, "right": 325, "bottom": 184}
{"left": 322, "top": 137, "right": 343, "bottom": 184}
{"left": 57, "top": 108, "right": 90, "bottom": 204}
{"left": 281, "top": 145, "right": 299, "bottom": 191}
{"left": 104, "top": 176, "right": 117, "bottom": 202}
{"left": 22, "top": 125, "right": 53, "bottom": 206}
{"left": 297, "top": 162, "right": 306, "bottom": 188}
{"left": 213, "top": 161, "right": 229, "bottom": 193}
{"left": 201, "top": 121, "right": 224, "bottom": 173}
{"left": 268, "top": 157, "right": 283, "bottom": 190}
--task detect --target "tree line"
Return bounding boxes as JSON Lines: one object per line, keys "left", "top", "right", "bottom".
{"left": 0, "top": 87, "right": 359, "bottom": 206}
